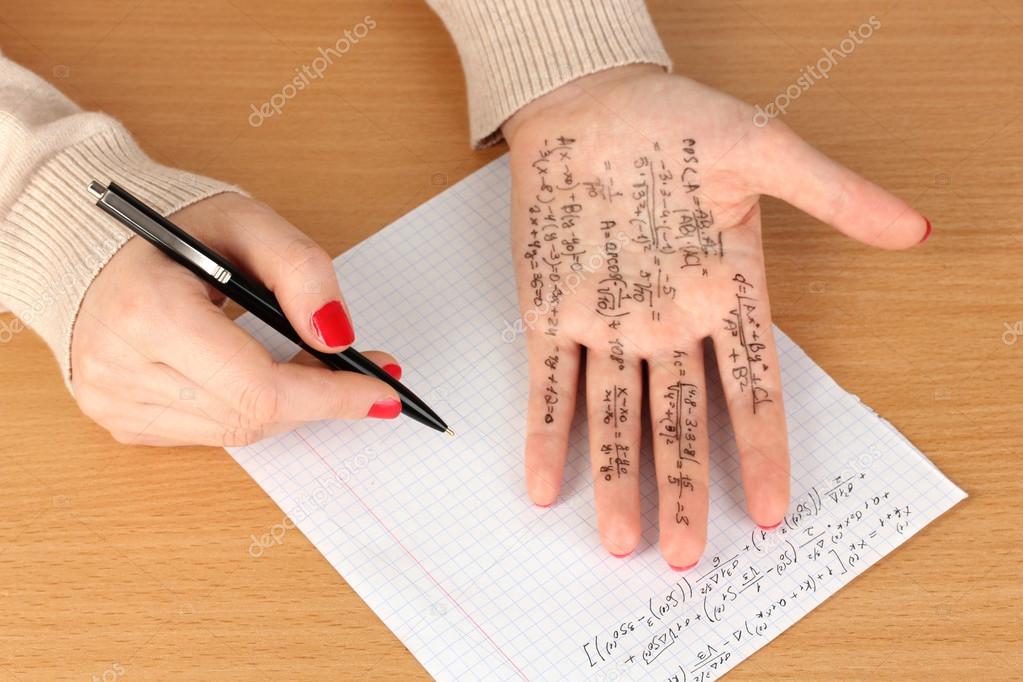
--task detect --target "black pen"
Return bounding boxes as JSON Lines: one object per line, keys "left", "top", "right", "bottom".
{"left": 88, "top": 180, "right": 452, "bottom": 436}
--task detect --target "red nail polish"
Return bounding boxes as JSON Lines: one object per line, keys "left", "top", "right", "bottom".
{"left": 382, "top": 363, "right": 402, "bottom": 380}
{"left": 919, "top": 218, "right": 932, "bottom": 244}
{"left": 367, "top": 399, "right": 401, "bottom": 419}
{"left": 758, "top": 520, "right": 782, "bottom": 530}
{"left": 669, "top": 561, "right": 698, "bottom": 572}
{"left": 311, "top": 300, "right": 355, "bottom": 347}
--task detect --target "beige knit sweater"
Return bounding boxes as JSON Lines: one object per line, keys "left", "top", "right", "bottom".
{"left": 0, "top": 1, "right": 669, "bottom": 386}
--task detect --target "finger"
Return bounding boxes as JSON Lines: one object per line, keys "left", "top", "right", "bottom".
{"left": 96, "top": 370, "right": 315, "bottom": 445}
{"left": 130, "top": 364, "right": 243, "bottom": 426}
{"left": 155, "top": 301, "right": 397, "bottom": 425}
{"left": 523, "top": 333, "right": 581, "bottom": 507}
{"left": 586, "top": 348, "right": 643, "bottom": 557}
{"left": 750, "top": 120, "right": 929, "bottom": 249}
{"left": 117, "top": 363, "right": 308, "bottom": 440}
{"left": 77, "top": 360, "right": 306, "bottom": 446}
{"left": 648, "top": 346, "right": 709, "bottom": 570}
{"left": 236, "top": 354, "right": 403, "bottom": 437}
{"left": 198, "top": 199, "right": 356, "bottom": 352}
{"left": 712, "top": 271, "right": 790, "bottom": 527}
{"left": 90, "top": 398, "right": 253, "bottom": 447}
{"left": 77, "top": 352, "right": 240, "bottom": 424}
{"left": 289, "top": 349, "right": 402, "bottom": 380}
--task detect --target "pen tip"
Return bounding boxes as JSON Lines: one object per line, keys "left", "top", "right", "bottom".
{"left": 445, "top": 428, "right": 455, "bottom": 437}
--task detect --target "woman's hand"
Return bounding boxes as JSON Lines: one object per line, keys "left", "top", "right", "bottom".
{"left": 71, "top": 192, "right": 403, "bottom": 447}
{"left": 503, "top": 65, "right": 928, "bottom": 569}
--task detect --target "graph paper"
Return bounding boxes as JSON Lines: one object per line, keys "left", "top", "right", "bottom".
{"left": 227, "top": 155, "right": 965, "bottom": 681}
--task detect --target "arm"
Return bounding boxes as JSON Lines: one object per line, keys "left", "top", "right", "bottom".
{"left": 425, "top": 0, "right": 671, "bottom": 147}
{"left": 1, "top": 52, "right": 402, "bottom": 444}
{"left": 0, "top": 51, "right": 235, "bottom": 383}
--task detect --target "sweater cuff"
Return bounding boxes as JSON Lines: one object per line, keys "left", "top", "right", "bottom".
{"left": 0, "top": 120, "right": 243, "bottom": 390}
{"left": 427, "top": 0, "right": 672, "bottom": 147}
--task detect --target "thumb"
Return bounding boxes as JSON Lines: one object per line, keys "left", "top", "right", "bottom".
{"left": 748, "top": 120, "right": 930, "bottom": 250}
{"left": 208, "top": 199, "right": 356, "bottom": 352}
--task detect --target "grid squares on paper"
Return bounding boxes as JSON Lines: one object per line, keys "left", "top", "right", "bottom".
{"left": 227, "top": 155, "right": 965, "bottom": 682}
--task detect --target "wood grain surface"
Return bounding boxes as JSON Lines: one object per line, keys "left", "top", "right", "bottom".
{"left": 0, "top": 1, "right": 1020, "bottom": 679}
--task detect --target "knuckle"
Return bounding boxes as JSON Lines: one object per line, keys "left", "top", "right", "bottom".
{"left": 237, "top": 379, "right": 281, "bottom": 425}
{"left": 328, "top": 378, "right": 367, "bottom": 418}
{"left": 823, "top": 181, "right": 852, "bottom": 224}
{"left": 118, "top": 311, "right": 156, "bottom": 346}
{"left": 72, "top": 353, "right": 102, "bottom": 386}
{"left": 220, "top": 424, "right": 266, "bottom": 447}
{"left": 76, "top": 387, "right": 109, "bottom": 422}
{"left": 111, "top": 293, "right": 152, "bottom": 336}
{"left": 282, "top": 237, "right": 330, "bottom": 276}
{"left": 219, "top": 407, "right": 265, "bottom": 439}
{"left": 334, "top": 391, "right": 358, "bottom": 419}
{"left": 723, "top": 386, "right": 753, "bottom": 413}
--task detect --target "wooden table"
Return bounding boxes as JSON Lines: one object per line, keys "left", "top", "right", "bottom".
{"left": 1, "top": 1, "right": 1019, "bottom": 679}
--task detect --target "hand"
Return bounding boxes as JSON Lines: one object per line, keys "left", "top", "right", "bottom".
{"left": 72, "top": 192, "right": 403, "bottom": 447}
{"left": 503, "top": 65, "right": 928, "bottom": 569}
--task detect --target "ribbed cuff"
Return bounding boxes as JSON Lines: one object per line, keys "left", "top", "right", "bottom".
{"left": 427, "top": 0, "right": 672, "bottom": 147}
{"left": 0, "top": 119, "right": 243, "bottom": 390}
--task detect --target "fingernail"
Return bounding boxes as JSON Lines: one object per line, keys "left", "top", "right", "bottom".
{"left": 669, "top": 561, "right": 698, "bottom": 572}
{"left": 367, "top": 398, "right": 401, "bottom": 419}
{"left": 611, "top": 551, "right": 631, "bottom": 558}
{"left": 311, "top": 300, "right": 355, "bottom": 347}
{"left": 919, "top": 217, "right": 932, "bottom": 244}
{"left": 382, "top": 363, "right": 402, "bottom": 380}
{"left": 535, "top": 502, "right": 553, "bottom": 509}
{"left": 758, "top": 520, "right": 782, "bottom": 530}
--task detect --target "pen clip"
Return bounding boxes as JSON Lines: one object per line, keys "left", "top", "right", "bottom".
{"left": 88, "top": 181, "right": 232, "bottom": 283}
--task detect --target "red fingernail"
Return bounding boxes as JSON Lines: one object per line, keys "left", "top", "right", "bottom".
{"left": 758, "top": 520, "right": 782, "bottom": 530}
{"left": 367, "top": 399, "right": 401, "bottom": 419}
{"left": 382, "top": 363, "right": 402, "bottom": 380}
{"left": 311, "top": 300, "right": 355, "bottom": 347}
{"left": 669, "top": 561, "right": 698, "bottom": 572}
{"left": 919, "top": 217, "right": 932, "bottom": 244}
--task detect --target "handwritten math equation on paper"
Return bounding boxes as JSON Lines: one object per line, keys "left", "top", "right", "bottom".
{"left": 582, "top": 470, "right": 920, "bottom": 681}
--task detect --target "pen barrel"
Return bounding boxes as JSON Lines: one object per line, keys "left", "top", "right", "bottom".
{"left": 222, "top": 272, "right": 446, "bottom": 432}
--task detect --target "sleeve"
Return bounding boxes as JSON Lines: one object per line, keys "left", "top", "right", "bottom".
{"left": 425, "top": 0, "right": 672, "bottom": 148}
{"left": 0, "top": 51, "right": 243, "bottom": 389}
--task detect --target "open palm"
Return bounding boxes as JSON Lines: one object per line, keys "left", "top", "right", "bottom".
{"left": 504, "top": 65, "right": 928, "bottom": 569}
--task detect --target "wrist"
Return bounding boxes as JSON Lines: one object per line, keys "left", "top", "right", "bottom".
{"left": 501, "top": 64, "right": 663, "bottom": 147}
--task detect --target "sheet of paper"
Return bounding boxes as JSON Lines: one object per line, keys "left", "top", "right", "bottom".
{"left": 227, "top": 156, "right": 965, "bottom": 681}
